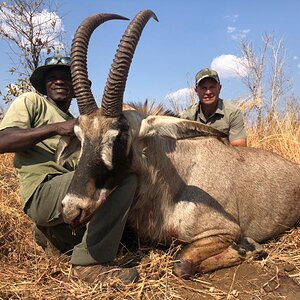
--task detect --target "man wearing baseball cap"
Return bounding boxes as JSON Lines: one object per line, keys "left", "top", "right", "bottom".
{"left": 180, "top": 68, "right": 247, "bottom": 147}
{"left": 0, "top": 55, "right": 138, "bottom": 283}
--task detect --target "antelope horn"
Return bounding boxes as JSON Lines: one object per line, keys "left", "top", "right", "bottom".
{"left": 101, "top": 9, "right": 158, "bottom": 117}
{"left": 71, "top": 14, "right": 129, "bottom": 115}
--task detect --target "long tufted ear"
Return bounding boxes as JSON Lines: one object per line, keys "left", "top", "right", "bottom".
{"left": 138, "top": 115, "right": 229, "bottom": 143}
{"left": 55, "top": 135, "right": 82, "bottom": 166}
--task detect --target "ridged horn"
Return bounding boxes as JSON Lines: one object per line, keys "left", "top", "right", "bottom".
{"left": 101, "top": 9, "right": 158, "bottom": 117}
{"left": 71, "top": 14, "right": 129, "bottom": 115}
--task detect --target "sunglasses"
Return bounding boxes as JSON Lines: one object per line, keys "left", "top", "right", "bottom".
{"left": 44, "top": 56, "right": 71, "bottom": 66}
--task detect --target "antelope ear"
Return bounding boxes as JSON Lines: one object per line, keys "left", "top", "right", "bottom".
{"left": 138, "top": 115, "right": 229, "bottom": 141}
{"left": 55, "top": 135, "right": 81, "bottom": 165}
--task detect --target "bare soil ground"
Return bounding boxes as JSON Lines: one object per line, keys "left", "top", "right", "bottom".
{"left": 186, "top": 259, "right": 300, "bottom": 299}
{"left": 1, "top": 153, "right": 299, "bottom": 300}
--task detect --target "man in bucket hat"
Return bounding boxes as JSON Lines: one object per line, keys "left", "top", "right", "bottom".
{"left": 180, "top": 68, "right": 247, "bottom": 147}
{"left": 0, "top": 55, "right": 139, "bottom": 284}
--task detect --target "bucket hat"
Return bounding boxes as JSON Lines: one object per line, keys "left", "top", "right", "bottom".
{"left": 29, "top": 56, "right": 71, "bottom": 95}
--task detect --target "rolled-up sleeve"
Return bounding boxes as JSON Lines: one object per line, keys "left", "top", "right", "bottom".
{"left": 0, "top": 95, "right": 34, "bottom": 130}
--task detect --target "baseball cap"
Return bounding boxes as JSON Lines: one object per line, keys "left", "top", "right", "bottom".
{"left": 195, "top": 68, "right": 220, "bottom": 86}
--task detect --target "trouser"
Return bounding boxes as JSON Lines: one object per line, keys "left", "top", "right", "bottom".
{"left": 25, "top": 172, "right": 137, "bottom": 265}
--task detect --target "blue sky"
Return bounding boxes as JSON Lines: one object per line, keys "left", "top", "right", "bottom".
{"left": 1, "top": 0, "right": 300, "bottom": 114}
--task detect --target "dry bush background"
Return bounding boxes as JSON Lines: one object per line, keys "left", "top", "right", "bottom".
{"left": 0, "top": 107, "right": 299, "bottom": 299}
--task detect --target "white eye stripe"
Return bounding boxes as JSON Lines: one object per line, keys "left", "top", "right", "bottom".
{"left": 101, "top": 129, "right": 120, "bottom": 170}
{"left": 102, "top": 129, "right": 119, "bottom": 143}
{"left": 74, "top": 125, "right": 84, "bottom": 141}
{"left": 74, "top": 125, "right": 84, "bottom": 160}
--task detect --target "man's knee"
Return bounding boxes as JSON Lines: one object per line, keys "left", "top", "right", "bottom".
{"left": 26, "top": 202, "right": 63, "bottom": 226}
{"left": 25, "top": 172, "right": 74, "bottom": 225}
{"left": 123, "top": 174, "right": 138, "bottom": 191}
{"left": 117, "top": 174, "right": 138, "bottom": 206}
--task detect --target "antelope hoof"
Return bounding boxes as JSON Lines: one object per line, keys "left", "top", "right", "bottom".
{"left": 173, "top": 258, "right": 195, "bottom": 279}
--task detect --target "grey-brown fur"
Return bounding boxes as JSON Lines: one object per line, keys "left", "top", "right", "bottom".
{"left": 122, "top": 111, "right": 300, "bottom": 246}
{"left": 59, "top": 10, "right": 300, "bottom": 278}
{"left": 59, "top": 109, "right": 300, "bottom": 278}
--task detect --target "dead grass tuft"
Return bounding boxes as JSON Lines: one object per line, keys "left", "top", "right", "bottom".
{"left": 264, "top": 228, "right": 300, "bottom": 284}
{"left": 247, "top": 112, "right": 300, "bottom": 164}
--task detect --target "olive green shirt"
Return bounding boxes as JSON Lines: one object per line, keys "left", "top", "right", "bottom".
{"left": 180, "top": 98, "right": 247, "bottom": 142}
{"left": 0, "top": 92, "right": 79, "bottom": 207}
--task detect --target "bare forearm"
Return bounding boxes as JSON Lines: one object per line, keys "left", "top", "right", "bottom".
{"left": 0, "top": 119, "right": 76, "bottom": 154}
{"left": 230, "top": 138, "right": 247, "bottom": 147}
{"left": 0, "top": 125, "right": 60, "bottom": 153}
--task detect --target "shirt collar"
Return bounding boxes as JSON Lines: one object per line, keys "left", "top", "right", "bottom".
{"left": 214, "top": 98, "right": 224, "bottom": 116}
{"left": 198, "top": 98, "right": 224, "bottom": 122}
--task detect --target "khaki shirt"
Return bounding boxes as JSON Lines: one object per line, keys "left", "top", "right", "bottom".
{"left": 0, "top": 92, "right": 79, "bottom": 207}
{"left": 180, "top": 99, "right": 247, "bottom": 142}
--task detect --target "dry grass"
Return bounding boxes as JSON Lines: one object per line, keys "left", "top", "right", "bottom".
{"left": 247, "top": 113, "right": 300, "bottom": 164}
{"left": 0, "top": 112, "right": 299, "bottom": 299}
{"left": 265, "top": 229, "right": 300, "bottom": 279}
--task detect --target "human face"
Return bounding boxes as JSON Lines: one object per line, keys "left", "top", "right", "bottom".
{"left": 195, "top": 77, "right": 222, "bottom": 107}
{"left": 44, "top": 68, "right": 74, "bottom": 107}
